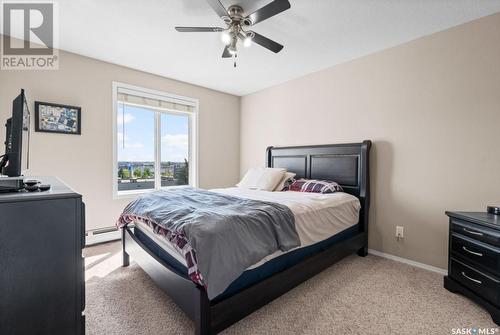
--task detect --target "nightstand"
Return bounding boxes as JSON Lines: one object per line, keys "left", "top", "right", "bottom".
{"left": 444, "top": 211, "right": 500, "bottom": 325}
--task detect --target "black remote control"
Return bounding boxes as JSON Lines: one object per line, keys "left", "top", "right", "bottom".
{"left": 487, "top": 205, "right": 500, "bottom": 215}
{"left": 39, "top": 184, "right": 51, "bottom": 191}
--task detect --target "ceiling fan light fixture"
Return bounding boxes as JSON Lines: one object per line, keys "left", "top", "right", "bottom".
{"left": 243, "top": 35, "right": 252, "bottom": 48}
{"left": 228, "top": 37, "right": 238, "bottom": 55}
{"left": 221, "top": 31, "right": 231, "bottom": 45}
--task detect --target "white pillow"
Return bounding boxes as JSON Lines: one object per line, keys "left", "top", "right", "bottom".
{"left": 236, "top": 168, "right": 262, "bottom": 189}
{"left": 273, "top": 172, "right": 296, "bottom": 191}
{"left": 237, "top": 168, "right": 285, "bottom": 191}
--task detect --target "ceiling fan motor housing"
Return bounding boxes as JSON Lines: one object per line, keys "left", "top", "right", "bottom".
{"left": 225, "top": 6, "right": 252, "bottom": 26}
{"left": 228, "top": 5, "right": 243, "bottom": 19}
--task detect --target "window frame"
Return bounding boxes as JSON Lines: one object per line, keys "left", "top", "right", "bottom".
{"left": 112, "top": 82, "right": 199, "bottom": 199}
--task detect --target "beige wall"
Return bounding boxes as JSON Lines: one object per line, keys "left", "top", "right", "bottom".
{"left": 2, "top": 12, "right": 499, "bottom": 268}
{"left": 240, "top": 13, "right": 500, "bottom": 269}
{"left": 0, "top": 42, "right": 240, "bottom": 230}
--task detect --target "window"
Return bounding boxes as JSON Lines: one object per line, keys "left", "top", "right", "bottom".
{"left": 112, "top": 82, "right": 198, "bottom": 197}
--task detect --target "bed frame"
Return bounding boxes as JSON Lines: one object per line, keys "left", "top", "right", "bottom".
{"left": 121, "top": 140, "right": 371, "bottom": 334}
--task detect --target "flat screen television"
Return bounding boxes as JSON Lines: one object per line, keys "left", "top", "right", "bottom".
{"left": 0, "top": 89, "right": 30, "bottom": 177}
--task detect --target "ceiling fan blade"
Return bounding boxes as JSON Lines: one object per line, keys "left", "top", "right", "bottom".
{"left": 205, "top": 0, "right": 228, "bottom": 18}
{"left": 246, "top": 0, "right": 290, "bottom": 25}
{"left": 251, "top": 32, "right": 284, "bottom": 53}
{"left": 222, "top": 46, "right": 232, "bottom": 58}
{"left": 175, "top": 27, "right": 224, "bottom": 32}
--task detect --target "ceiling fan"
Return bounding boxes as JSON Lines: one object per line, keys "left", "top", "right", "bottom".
{"left": 175, "top": 0, "right": 291, "bottom": 58}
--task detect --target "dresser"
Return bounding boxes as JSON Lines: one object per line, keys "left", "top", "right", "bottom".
{"left": 0, "top": 177, "right": 85, "bottom": 335}
{"left": 444, "top": 211, "right": 500, "bottom": 325}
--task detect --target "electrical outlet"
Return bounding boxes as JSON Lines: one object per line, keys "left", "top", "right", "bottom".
{"left": 396, "top": 226, "right": 404, "bottom": 240}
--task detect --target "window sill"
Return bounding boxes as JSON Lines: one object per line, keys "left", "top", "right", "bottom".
{"left": 114, "top": 185, "right": 192, "bottom": 200}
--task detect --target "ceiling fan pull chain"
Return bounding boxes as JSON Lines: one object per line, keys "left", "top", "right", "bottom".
{"left": 234, "top": 53, "right": 237, "bottom": 68}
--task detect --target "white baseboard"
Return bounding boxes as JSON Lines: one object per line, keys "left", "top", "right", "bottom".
{"left": 368, "top": 248, "right": 448, "bottom": 275}
{"left": 85, "top": 229, "right": 121, "bottom": 246}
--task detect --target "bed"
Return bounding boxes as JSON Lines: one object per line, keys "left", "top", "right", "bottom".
{"left": 120, "top": 141, "right": 371, "bottom": 334}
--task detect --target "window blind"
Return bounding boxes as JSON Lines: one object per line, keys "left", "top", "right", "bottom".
{"left": 117, "top": 88, "right": 195, "bottom": 113}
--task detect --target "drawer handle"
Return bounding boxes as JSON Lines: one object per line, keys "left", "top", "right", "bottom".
{"left": 461, "top": 271, "right": 482, "bottom": 285}
{"left": 463, "top": 228, "right": 484, "bottom": 236}
{"left": 462, "top": 246, "right": 483, "bottom": 257}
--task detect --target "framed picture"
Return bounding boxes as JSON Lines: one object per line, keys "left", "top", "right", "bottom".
{"left": 35, "top": 101, "right": 81, "bottom": 135}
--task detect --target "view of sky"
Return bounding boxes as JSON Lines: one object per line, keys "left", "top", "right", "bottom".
{"left": 117, "top": 104, "right": 189, "bottom": 162}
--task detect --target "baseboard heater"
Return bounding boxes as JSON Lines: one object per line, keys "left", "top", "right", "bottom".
{"left": 85, "top": 226, "right": 122, "bottom": 246}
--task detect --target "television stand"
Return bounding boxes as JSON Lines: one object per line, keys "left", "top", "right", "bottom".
{"left": 0, "top": 176, "right": 85, "bottom": 334}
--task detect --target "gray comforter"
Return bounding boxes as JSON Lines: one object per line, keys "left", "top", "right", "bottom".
{"left": 120, "top": 187, "right": 300, "bottom": 299}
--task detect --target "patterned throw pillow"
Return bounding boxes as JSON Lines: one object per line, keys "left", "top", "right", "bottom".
{"left": 286, "top": 178, "right": 343, "bottom": 194}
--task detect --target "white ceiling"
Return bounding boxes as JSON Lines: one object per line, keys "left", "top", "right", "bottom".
{"left": 7, "top": 1, "right": 500, "bottom": 95}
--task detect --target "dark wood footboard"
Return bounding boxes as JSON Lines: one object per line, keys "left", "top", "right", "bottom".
{"left": 208, "top": 231, "right": 366, "bottom": 334}
{"left": 122, "top": 227, "right": 204, "bottom": 322}
{"left": 123, "top": 226, "right": 367, "bottom": 335}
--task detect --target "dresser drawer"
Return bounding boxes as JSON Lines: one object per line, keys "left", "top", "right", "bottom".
{"left": 451, "top": 233, "right": 500, "bottom": 276}
{"left": 450, "top": 258, "right": 500, "bottom": 305}
{"left": 451, "top": 219, "right": 500, "bottom": 247}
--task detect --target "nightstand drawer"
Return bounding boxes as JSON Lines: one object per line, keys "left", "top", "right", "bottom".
{"left": 451, "top": 233, "right": 500, "bottom": 276}
{"left": 451, "top": 219, "right": 500, "bottom": 247}
{"left": 450, "top": 258, "right": 500, "bottom": 305}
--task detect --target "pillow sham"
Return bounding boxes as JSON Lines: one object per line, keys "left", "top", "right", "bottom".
{"left": 273, "top": 172, "right": 297, "bottom": 191}
{"left": 286, "top": 178, "right": 343, "bottom": 194}
{"left": 236, "top": 168, "right": 261, "bottom": 189}
{"left": 237, "top": 167, "right": 285, "bottom": 191}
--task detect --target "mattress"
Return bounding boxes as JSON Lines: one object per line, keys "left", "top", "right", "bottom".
{"left": 134, "top": 187, "right": 360, "bottom": 270}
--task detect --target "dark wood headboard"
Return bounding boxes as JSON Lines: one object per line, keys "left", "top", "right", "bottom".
{"left": 266, "top": 140, "right": 372, "bottom": 232}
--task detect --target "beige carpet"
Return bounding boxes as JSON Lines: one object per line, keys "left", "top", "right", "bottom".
{"left": 84, "top": 242, "right": 497, "bottom": 335}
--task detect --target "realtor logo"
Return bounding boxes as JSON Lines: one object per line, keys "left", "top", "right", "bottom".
{"left": 1, "top": 1, "right": 59, "bottom": 70}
